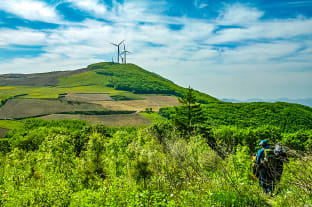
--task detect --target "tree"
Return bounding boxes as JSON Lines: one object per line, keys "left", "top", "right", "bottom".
{"left": 173, "top": 86, "right": 204, "bottom": 136}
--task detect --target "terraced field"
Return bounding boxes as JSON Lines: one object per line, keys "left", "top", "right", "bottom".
{"left": 64, "top": 93, "right": 113, "bottom": 102}
{"left": 0, "top": 99, "right": 103, "bottom": 119}
{"left": 92, "top": 95, "right": 180, "bottom": 111}
{"left": 39, "top": 113, "right": 152, "bottom": 127}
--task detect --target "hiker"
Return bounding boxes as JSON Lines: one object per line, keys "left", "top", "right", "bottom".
{"left": 255, "top": 140, "right": 274, "bottom": 194}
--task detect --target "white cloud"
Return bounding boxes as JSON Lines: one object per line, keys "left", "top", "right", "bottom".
{"left": 217, "top": 4, "right": 264, "bottom": 25}
{"left": 209, "top": 18, "right": 312, "bottom": 44}
{"left": 0, "top": 28, "right": 46, "bottom": 46}
{"left": 221, "top": 42, "right": 302, "bottom": 64}
{"left": 0, "top": 0, "right": 60, "bottom": 23}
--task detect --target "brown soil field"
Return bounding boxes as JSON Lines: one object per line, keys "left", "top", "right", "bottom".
{"left": 0, "top": 128, "right": 9, "bottom": 138}
{"left": 39, "top": 113, "right": 152, "bottom": 127}
{"left": 92, "top": 95, "right": 180, "bottom": 112}
{"left": 0, "top": 99, "right": 103, "bottom": 119}
{"left": 64, "top": 93, "right": 113, "bottom": 102}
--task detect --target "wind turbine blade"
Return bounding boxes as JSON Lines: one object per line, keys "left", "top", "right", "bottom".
{"left": 110, "top": 43, "right": 118, "bottom": 46}
{"left": 118, "top": 40, "right": 125, "bottom": 46}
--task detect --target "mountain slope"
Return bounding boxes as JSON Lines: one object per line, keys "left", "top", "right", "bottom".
{"left": 0, "top": 68, "right": 91, "bottom": 87}
{"left": 59, "top": 62, "right": 219, "bottom": 103}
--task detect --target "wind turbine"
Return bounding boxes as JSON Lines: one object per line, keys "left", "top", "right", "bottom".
{"left": 121, "top": 43, "right": 131, "bottom": 64}
{"left": 110, "top": 40, "right": 124, "bottom": 63}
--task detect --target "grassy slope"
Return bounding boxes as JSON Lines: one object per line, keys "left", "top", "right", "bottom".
{"left": 59, "top": 62, "right": 219, "bottom": 103}
{"left": 0, "top": 120, "right": 23, "bottom": 137}
{"left": 0, "top": 120, "right": 23, "bottom": 129}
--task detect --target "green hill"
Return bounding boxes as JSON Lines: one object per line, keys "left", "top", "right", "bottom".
{"left": 160, "top": 101, "right": 312, "bottom": 132}
{"left": 59, "top": 62, "right": 219, "bottom": 103}
{"left": 0, "top": 62, "right": 219, "bottom": 104}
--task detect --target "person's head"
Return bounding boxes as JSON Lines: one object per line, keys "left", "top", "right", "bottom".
{"left": 259, "top": 140, "right": 268, "bottom": 148}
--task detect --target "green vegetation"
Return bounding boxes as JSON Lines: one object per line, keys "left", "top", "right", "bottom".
{"left": 0, "top": 116, "right": 311, "bottom": 206}
{"left": 160, "top": 101, "right": 312, "bottom": 133}
{"left": 140, "top": 112, "right": 166, "bottom": 122}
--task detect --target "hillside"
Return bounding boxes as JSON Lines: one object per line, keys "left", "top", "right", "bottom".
{"left": 59, "top": 62, "right": 218, "bottom": 103}
{"left": 0, "top": 62, "right": 218, "bottom": 130}
{"left": 160, "top": 101, "right": 312, "bottom": 132}
{"left": 0, "top": 67, "right": 91, "bottom": 87}
{"left": 0, "top": 62, "right": 218, "bottom": 105}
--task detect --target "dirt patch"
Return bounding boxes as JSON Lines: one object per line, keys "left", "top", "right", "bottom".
{"left": 0, "top": 128, "right": 9, "bottom": 138}
{"left": 64, "top": 93, "right": 113, "bottom": 102}
{"left": 0, "top": 99, "right": 103, "bottom": 119}
{"left": 39, "top": 113, "right": 152, "bottom": 127}
{"left": 92, "top": 95, "right": 180, "bottom": 112}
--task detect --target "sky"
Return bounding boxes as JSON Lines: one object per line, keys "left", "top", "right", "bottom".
{"left": 0, "top": 0, "right": 312, "bottom": 100}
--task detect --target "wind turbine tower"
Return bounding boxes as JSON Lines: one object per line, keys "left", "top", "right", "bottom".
{"left": 110, "top": 40, "right": 125, "bottom": 63}
{"left": 121, "top": 43, "right": 131, "bottom": 64}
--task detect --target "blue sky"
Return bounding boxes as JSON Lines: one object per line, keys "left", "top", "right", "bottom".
{"left": 0, "top": 0, "right": 312, "bottom": 99}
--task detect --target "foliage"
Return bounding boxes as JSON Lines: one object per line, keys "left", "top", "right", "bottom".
{"left": 0, "top": 117, "right": 311, "bottom": 206}
{"left": 172, "top": 87, "right": 204, "bottom": 136}
{"left": 160, "top": 101, "right": 312, "bottom": 133}
{"left": 282, "top": 129, "right": 312, "bottom": 151}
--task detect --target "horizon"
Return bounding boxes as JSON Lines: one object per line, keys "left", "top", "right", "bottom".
{"left": 0, "top": 0, "right": 312, "bottom": 100}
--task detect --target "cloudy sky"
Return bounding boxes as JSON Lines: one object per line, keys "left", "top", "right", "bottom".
{"left": 0, "top": 0, "right": 312, "bottom": 100}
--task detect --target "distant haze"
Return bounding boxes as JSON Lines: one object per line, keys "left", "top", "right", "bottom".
{"left": 221, "top": 98, "right": 312, "bottom": 107}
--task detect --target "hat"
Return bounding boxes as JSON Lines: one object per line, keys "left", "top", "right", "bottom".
{"left": 259, "top": 140, "right": 268, "bottom": 146}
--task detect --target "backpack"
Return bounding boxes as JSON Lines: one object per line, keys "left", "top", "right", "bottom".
{"left": 261, "top": 149, "right": 277, "bottom": 169}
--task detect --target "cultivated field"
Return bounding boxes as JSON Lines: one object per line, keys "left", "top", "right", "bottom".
{"left": 39, "top": 113, "right": 152, "bottom": 127}
{"left": 92, "top": 95, "right": 180, "bottom": 111}
{"left": 0, "top": 99, "right": 103, "bottom": 119}
{"left": 64, "top": 93, "right": 113, "bottom": 102}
